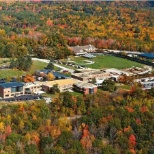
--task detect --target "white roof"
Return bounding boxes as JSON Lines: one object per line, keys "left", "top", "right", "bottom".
{"left": 105, "top": 68, "right": 131, "bottom": 76}
{"left": 24, "top": 82, "right": 42, "bottom": 88}
{"left": 34, "top": 91, "right": 45, "bottom": 94}
{"left": 96, "top": 79, "right": 104, "bottom": 84}
{"left": 74, "top": 82, "right": 97, "bottom": 88}
{"left": 141, "top": 81, "right": 154, "bottom": 85}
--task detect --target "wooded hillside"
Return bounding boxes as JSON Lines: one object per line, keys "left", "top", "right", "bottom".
{"left": 0, "top": 1, "right": 154, "bottom": 59}
{"left": 0, "top": 88, "right": 154, "bottom": 154}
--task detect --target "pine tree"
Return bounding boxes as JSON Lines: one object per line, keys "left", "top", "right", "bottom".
{"left": 46, "top": 61, "right": 54, "bottom": 70}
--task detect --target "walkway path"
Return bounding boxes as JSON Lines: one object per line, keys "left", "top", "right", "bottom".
{"left": 32, "top": 57, "right": 75, "bottom": 73}
{"left": 67, "top": 115, "right": 83, "bottom": 120}
{"left": 83, "top": 60, "right": 94, "bottom": 65}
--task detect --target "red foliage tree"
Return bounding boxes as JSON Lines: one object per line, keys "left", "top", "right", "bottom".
{"left": 129, "top": 134, "right": 136, "bottom": 149}
{"left": 135, "top": 118, "right": 141, "bottom": 125}
{"left": 129, "top": 86, "right": 136, "bottom": 94}
{"left": 80, "top": 124, "right": 92, "bottom": 149}
{"left": 125, "top": 106, "right": 134, "bottom": 113}
{"left": 0, "top": 133, "right": 6, "bottom": 143}
{"left": 5, "top": 125, "right": 12, "bottom": 137}
{"left": 140, "top": 105, "right": 148, "bottom": 113}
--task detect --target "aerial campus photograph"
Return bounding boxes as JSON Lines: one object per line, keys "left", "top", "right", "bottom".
{"left": 0, "top": 0, "right": 154, "bottom": 154}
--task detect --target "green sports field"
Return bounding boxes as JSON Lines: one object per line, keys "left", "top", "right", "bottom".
{"left": 70, "top": 55, "right": 143, "bottom": 69}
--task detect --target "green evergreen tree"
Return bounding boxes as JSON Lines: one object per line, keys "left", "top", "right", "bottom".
{"left": 101, "top": 79, "right": 116, "bottom": 92}
{"left": 46, "top": 61, "right": 54, "bottom": 70}
{"left": 9, "top": 58, "right": 16, "bottom": 69}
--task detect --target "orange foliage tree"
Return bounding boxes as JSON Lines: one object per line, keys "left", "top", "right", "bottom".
{"left": 23, "top": 75, "right": 35, "bottom": 83}
{"left": 80, "top": 124, "right": 94, "bottom": 149}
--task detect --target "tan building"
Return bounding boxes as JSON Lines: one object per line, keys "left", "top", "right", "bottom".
{"left": 0, "top": 82, "right": 24, "bottom": 98}
{"left": 70, "top": 44, "right": 97, "bottom": 55}
{"left": 71, "top": 69, "right": 112, "bottom": 82}
{"left": 42, "top": 78, "right": 78, "bottom": 92}
{"left": 24, "top": 82, "right": 42, "bottom": 94}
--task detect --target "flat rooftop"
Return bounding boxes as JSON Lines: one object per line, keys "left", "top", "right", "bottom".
{"left": 72, "top": 69, "right": 109, "bottom": 77}
{"left": 42, "top": 78, "right": 78, "bottom": 87}
{"left": 74, "top": 82, "right": 97, "bottom": 88}
{"left": 24, "top": 82, "right": 42, "bottom": 88}
{"left": 139, "top": 53, "right": 154, "bottom": 59}
{"left": 0, "top": 82, "right": 24, "bottom": 88}
{"left": 105, "top": 68, "right": 131, "bottom": 76}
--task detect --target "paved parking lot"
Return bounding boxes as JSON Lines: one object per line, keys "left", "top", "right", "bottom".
{"left": 1, "top": 94, "right": 41, "bottom": 102}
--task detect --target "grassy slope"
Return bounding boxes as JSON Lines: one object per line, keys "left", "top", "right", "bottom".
{"left": 0, "top": 60, "right": 48, "bottom": 78}
{"left": 28, "top": 60, "right": 47, "bottom": 74}
{"left": 0, "top": 69, "right": 26, "bottom": 79}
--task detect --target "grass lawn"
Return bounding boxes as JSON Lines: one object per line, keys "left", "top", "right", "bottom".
{"left": 29, "top": 60, "right": 48, "bottom": 74}
{"left": 54, "top": 66, "right": 61, "bottom": 71}
{"left": 69, "top": 56, "right": 88, "bottom": 64}
{"left": 0, "top": 69, "right": 26, "bottom": 79}
{"left": 58, "top": 62, "right": 75, "bottom": 69}
{"left": 69, "top": 55, "right": 143, "bottom": 69}
{"left": 41, "top": 93, "right": 57, "bottom": 98}
{"left": 115, "top": 83, "right": 131, "bottom": 90}
{"left": 70, "top": 91, "right": 83, "bottom": 97}
{"left": 89, "top": 55, "right": 143, "bottom": 69}
{"left": 0, "top": 58, "right": 10, "bottom": 67}
{"left": 0, "top": 60, "right": 48, "bottom": 78}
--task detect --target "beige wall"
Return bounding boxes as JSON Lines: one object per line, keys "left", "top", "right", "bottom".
{"left": 24, "top": 84, "right": 42, "bottom": 94}
{"left": 0, "top": 83, "right": 42, "bottom": 98}
{"left": 3, "top": 88, "right": 24, "bottom": 98}
{"left": 43, "top": 83, "right": 74, "bottom": 92}
{"left": 72, "top": 72, "right": 111, "bottom": 82}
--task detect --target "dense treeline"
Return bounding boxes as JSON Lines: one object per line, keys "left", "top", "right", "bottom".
{"left": 0, "top": 86, "right": 154, "bottom": 154}
{"left": 0, "top": 1, "right": 154, "bottom": 59}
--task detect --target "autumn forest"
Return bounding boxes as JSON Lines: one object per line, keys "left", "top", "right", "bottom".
{"left": 0, "top": 1, "right": 154, "bottom": 154}
{"left": 0, "top": 1, "right": 154, "bottom": 60}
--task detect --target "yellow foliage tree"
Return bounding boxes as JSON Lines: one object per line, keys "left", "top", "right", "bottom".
{"left": 47, "top": 73, "right": 55, "bottom": 81}
{"left": 31, "top": 132, "right": 40, "bottom": 145}
{"left": 50, "top": 125, "right": 61, "bottom": 139}
{"left": 18, "top": 120, "right": 24, "bottom": 131}
{"left": 24, "top": 133, "right": 31, "bottom": 144}
{"left": 58, "top": 116, "right": 72, "bottom": 131}
{"left": 0, "top": 122, "right": 5, "bottom": 132}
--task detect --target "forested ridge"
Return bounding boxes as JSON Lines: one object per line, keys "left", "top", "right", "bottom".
{"left": 0, "top": 1, "right": 154, "bottom": 59}
{"left": 0, "top": 88, "right": 154, "bottom": 154}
